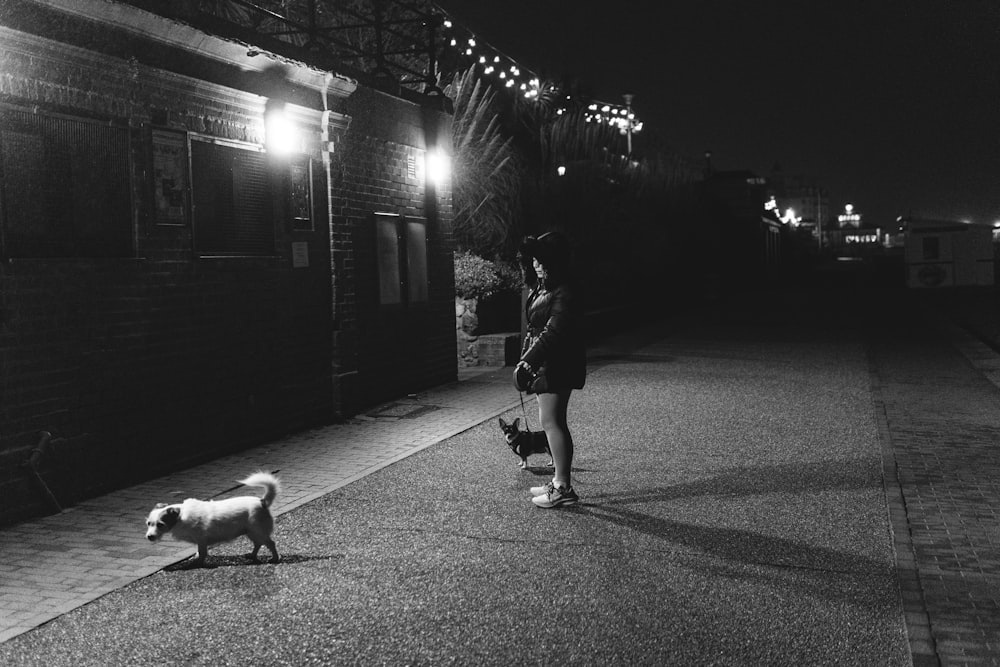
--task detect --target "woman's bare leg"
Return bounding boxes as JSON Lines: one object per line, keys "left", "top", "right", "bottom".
{"left": 537, "top": 390, "right": 573, "bottom": 487}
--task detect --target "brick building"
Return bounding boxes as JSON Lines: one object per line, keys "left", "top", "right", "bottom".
{"left": 0, "top": 0, "right": 456, "bottom": 523}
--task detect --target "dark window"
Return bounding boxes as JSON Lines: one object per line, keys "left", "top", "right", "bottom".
{"left": 191, "top": 139, "right": 273, "bottom": 255}
{"left": 376, "top": 213, "right": 402, "bottom": 305}
{"left": 289, "top": 157, "right": 313, "bottom": 231}
{"left": 406, "top": 219, "right": 428, "bottom": 303}
{"left": 922, "top": 236, "right": 940, "bottom": 261}
{"left": 375, "top": 213, "right": 428, "bottom": 306}
{"left": 0, "top": 108, "right": 132, "bottom": 258}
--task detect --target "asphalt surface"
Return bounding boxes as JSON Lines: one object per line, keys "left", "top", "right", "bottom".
{"left": 0, "top": 288, "right": 945, "bottom": 665}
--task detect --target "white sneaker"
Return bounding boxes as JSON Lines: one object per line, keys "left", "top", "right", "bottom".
{"left": 530, "top": 481, "right": 555, "bottom": 497}
{"left": 532, "top": 484, "right": 579, "bottom": 508}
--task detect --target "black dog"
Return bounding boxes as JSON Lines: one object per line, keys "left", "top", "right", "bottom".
{"left": 499, "top": 417, "right": 552, "bottom": 469}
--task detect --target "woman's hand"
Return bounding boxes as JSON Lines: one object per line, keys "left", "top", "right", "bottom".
{"left": 513, "top": 361, "right": 536, "bottom": 393}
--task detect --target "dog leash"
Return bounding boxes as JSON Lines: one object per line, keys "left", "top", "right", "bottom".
{"left": 517, "top": 391, "right": 534, "bottom": 434}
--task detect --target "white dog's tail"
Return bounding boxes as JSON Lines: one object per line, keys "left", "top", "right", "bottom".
{"left": 239, "top": 471, "right": 281, "bottom": 508}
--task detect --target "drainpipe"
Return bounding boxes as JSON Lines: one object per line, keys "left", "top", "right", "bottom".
{"left": 321, "top": 72, "right": 335, "bottom": 321}
{"left": 321, "top": 72, "right": 334, "bottom": 224}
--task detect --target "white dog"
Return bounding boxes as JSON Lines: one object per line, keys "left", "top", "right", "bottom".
{"left": 145, "top": 471, "right": 281, "bottom": 566}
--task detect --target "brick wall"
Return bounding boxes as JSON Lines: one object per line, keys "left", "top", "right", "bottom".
{"left": 329, "top": 86, "right": 456, "bottom": 413}
{"left": 0, "top": 19, "right": 455, "bottom": 524}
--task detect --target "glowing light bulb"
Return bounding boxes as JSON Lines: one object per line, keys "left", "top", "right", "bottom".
{"left": 425, "top": 149, "right": 450, "bottom": 188}
{"left": 265, "top": 106, "right": 300, "bottom": 155}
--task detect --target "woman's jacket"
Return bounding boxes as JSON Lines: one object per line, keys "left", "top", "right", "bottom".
{"left": 520, "top": 280, "right": 586, "bottom": 393}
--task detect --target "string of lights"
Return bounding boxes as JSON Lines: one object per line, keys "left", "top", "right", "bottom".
{"left": 435, "top": 9, "right": 642, "bottom": 136}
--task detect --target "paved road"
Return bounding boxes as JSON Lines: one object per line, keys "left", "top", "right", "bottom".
{"left": 1, "top": 287, "right": 998, "bottom": 665}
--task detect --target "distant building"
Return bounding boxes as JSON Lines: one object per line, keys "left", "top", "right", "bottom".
{"left": 824, "top": 203, "right": 884, "bottom": 254}
{"left": 902, "top": 217, "right": 994, "bottom": 288}
{"left": 767, "top": 170, "right": 831, "bottom": 241}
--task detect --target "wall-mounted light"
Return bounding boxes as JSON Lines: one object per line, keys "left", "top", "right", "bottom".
{"left": 557, "top": 165, "right": 566, "bottom": 176}
{"left": 426, "top": 149, "right": 450, "bottom": 188}
{"left": 265, "top": 103, "right": 301, "bottom": 156}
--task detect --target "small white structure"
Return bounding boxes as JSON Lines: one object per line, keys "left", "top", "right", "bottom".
{"left": 904, "top": 217, "right": 995, "bottom": 288}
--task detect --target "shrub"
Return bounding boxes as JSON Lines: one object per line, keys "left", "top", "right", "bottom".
{"left": 454, "top": 251, "right": 521, "bottom": 301}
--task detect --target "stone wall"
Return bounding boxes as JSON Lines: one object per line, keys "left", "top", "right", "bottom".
{"left": 456, "top": 296, "right": 519, "bottom": 367}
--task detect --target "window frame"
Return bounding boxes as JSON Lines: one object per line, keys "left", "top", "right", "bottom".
{"left": 188, "top": 133, "right": 276, "bottom": 258}
{"left": 0, "top": 104, "right": 135, "bottom": 259}
{"left": 374, "top": 212, "right": 429, "bottom": 308}
{"left": 288, "top": 155, "right": 314, "bottom": 232}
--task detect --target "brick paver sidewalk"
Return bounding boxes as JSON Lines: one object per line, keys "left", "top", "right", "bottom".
{"left": 0, "top": 366, "right": 521, "bottom": 642}
{"left": 873, "top": 315, "right": 1000, "bottom": 666}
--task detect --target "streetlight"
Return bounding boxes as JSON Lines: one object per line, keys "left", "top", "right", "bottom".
{"left": 622, "top": 93, "right": 635, "bottom": 158}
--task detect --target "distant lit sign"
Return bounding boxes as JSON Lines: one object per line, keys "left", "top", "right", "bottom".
{"left": 838, "top": 203, "right": 861, "bottom": 228}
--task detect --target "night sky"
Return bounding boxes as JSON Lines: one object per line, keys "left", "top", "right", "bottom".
{"left": 435, "top": 1, "right": 1000, "bottom": 228}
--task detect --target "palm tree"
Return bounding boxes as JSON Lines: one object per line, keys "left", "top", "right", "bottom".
{"left": 445, "top": 67, "right": 520, "bottom": 257}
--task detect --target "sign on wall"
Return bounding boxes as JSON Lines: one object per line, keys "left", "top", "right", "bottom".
{"left": 151, "top": 129, "right": 189, "bottom": 226}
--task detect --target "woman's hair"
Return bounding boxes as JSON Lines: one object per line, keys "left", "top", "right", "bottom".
{"left": 518, "top": 231, "right": 572, "bottom": 288}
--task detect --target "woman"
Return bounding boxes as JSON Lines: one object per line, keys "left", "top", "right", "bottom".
{"left": 515, "top": 231, "right": 586, "bottom": 508}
